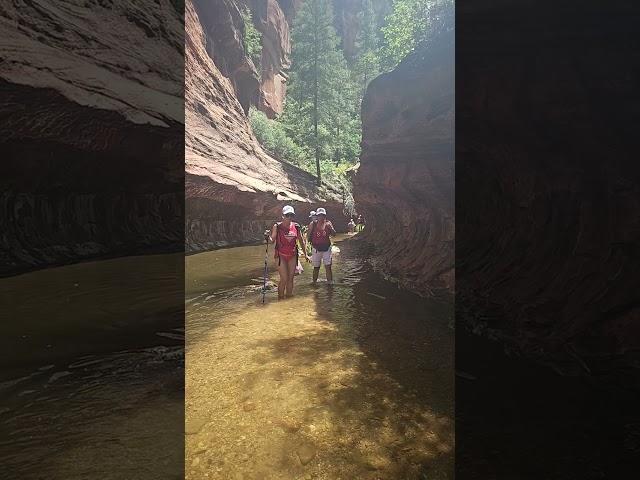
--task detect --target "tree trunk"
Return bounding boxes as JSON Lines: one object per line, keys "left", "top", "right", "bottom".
{"left": 313, "top": 1, "right": 321, "bottom": 186}
{"left": 335, "top": 121, "right": 341, "bottom": 165}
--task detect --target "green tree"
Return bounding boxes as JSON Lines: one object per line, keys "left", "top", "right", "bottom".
{"left": 240, "top": 7, "right": 262, "bottom": 68}
{"left": 380, "top": 0, "right": 452, "bottom": 69}
{"left": 353, "top": 0, "right": 381, "bottom": 102}
{"left": 250, "top": 108, "right": 310, "bottom": 169}
{"left": 286, "top": 0, "right": 357, "bottom": 185}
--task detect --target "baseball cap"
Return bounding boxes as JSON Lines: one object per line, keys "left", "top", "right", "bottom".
{"left": 282, "top": 205, "right": 295, "bottom": 215}
{"left": 309, "top": 210, "right": 316, "bottom": 217}
{"left": 316, "top": 207, "right": 327, "bottom": 216}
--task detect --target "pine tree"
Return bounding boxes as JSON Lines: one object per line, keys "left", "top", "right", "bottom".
{"left": 380, "top": 0, "right": 452, "bottom": 69}
{"left": 353, "top": 0, "right": 381, "bottom": 103}
{"left": 286, "top": 0, "right": 353, "bottom": 186}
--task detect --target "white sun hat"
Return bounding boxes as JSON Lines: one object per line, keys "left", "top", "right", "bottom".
{"left": 316, "top": 207, "right": 327, "bottom": 215}
{"left": 282, "top": 205, "right": 295, "bottom": 215}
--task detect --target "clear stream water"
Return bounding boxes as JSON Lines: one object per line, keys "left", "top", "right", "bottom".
{"left": 0, "top": 235, "right": 453, "bottom": 479}
{"left": 185, "top": 235, "right": 454, "bottom": 479}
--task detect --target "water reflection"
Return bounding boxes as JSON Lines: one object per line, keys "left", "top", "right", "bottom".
{"left": 0, "top": 253, "right": 184, "bottom": 479}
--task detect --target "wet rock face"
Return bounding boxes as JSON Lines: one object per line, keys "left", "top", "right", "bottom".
{"left": 0, "top": 0, "right": 184, "bottom": 275}
{"left": 354, "top": 30, "right": 454, "bottom": 295}
{"left": 456, "top": 2, "right": 640, "bottom": 371}
{"left": 186, "top": 0, "right": 345, "bottom": 251}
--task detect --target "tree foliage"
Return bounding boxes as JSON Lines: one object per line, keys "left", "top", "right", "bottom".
{"left": 352, "top": 0, "right": 382, "bottom": 103}
{"left": 282, "top": 0, "right": 361, "bottom": 185}
{"left": 240, "top": 7, "right": 262, "bottom": 68}
{"left": 380, "top": 0, "right": 452, "bottom": 69}
{"left": 250, "top": 108, "right": 310, "bottom": 169}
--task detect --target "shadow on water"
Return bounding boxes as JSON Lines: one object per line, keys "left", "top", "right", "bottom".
{"left": 202, "top": 236, "right": 455, "bottom": 478}
{"left": 0, "top": 253, "right": 184, "bottom": 479}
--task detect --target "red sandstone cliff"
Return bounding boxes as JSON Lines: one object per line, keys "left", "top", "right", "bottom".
{"left": 186, "top": 0, "right": 344, "bottom": 251}
{"left": 248, "top": 0, "right": 293, "bottom": 118}
{"left": 0, "top": 0, "right": 184, "bottom": 275}
{"left": 332, "top": 0, "right": 392, "bottom": 62}
{"left": 353, "top": 29, "right": 455, "bottom": 295}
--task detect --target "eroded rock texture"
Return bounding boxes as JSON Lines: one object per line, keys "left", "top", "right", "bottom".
{"left": 186, "top": 0, "right": 344, "bottom": 251}
{"left": 353, "top": 30, "right": 454, "bottom": 295}
{"left": 456, "top": 2, "right": 640, "bottom": 372}
{"left": 249, "top": 0, "right": 292, "bottom": 118}
{"left": 0, "top": 0, "right": 184, "bottom": 275}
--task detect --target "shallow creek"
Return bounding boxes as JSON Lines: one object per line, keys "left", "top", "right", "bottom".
{"left": 186, "top": 236, "right": 454, "bottom": 479}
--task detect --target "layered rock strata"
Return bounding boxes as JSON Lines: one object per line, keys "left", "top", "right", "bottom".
{"left": 455, "top": 1, "right": 640, "bottom": 372}
{"left": 353, "top": 29, "right": 455, "bottom": 295}
{"left": 0, "top": 0, "right": 184, "bottom": 275}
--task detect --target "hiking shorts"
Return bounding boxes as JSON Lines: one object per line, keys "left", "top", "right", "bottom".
{"left": 311, "top": 247, "right": 332, "bottom": 267}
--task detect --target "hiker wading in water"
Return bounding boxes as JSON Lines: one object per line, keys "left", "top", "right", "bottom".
{"left": 264, "top": 205, "right": 311, "bottom": 300}
{"left": 301, "top": 210, "right": 317, "bottom": 255}
{"left": 308, "top": 207, "right": 336, "bottom": 284}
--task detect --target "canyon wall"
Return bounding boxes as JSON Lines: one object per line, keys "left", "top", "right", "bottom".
{"left": 456, "top": 2, "right": 640, "bottom": 373}
{"left": 186, "top": 0, "right": 345, "bottom": 251}
{"left": 248, "top": 0, "right": 296, "bottom": 118}
{"left": 0, "top": 0, "right": 184, "bottom": 276}
{"left": 353, "top": 29, "right": 454, "bottom": 295}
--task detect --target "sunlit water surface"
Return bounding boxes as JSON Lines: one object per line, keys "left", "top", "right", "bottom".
{"left": 186, "top": 236, "right": 454, "bottom": 479}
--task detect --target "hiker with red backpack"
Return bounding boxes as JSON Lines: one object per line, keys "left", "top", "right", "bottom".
{"left": 264, "top": 205, "right": 311, "bottom": 300}
{"left": 307, "top": 207, "right": 336, "bottom": 284}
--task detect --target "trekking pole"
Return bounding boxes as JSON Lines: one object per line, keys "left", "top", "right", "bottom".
{"left": 262, "top": 237, "right": 269, "bottom": 304}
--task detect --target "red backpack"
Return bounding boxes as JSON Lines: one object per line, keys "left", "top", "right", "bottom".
{"left": 308, "top": 220, "right": 332, "bottom": 252}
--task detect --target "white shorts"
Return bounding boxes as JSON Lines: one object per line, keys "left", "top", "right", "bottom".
{"left": 311, "top": 247, "right": 332, "bottom": 267}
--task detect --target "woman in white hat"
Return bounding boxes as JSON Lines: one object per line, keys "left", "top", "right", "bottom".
{"left": 264, "top": 205, "right": 311, "bottom": 299}
{"left": 307, "top": 207, "right": 336, "bottom": 284}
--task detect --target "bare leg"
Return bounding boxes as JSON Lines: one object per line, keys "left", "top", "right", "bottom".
{"left": 313, "top": 267, "right": 320, "bottom": 283}
{"left": 285, "top": 257, "right": 296, "bottom": 297}
{"left": 325, "top": 264, "right": 333, "bottom": 284}
{"left": 277, "top": 259, "right": 287, "bottom": 300}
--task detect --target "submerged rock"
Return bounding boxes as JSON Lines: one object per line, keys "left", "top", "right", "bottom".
{"left": 296, "top": 442, "right": 316, "bottom": 465}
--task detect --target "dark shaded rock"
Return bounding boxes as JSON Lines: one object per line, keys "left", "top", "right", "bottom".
{"left": 0, "top": 0, "right": 184, "bottom": 275}
{"left": 455, "top": 1, "right": 640, "bottom": 371}
{"left": 353, "top": 29, "right": 454, "bottom": 295}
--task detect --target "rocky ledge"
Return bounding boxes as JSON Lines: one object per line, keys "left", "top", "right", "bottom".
{"left": 0, "top": 0, "right": 184, "bottom": 275}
